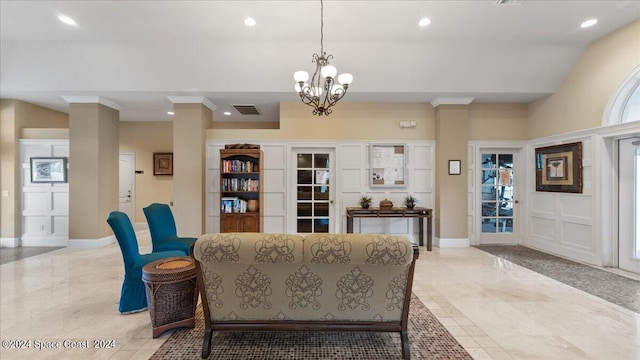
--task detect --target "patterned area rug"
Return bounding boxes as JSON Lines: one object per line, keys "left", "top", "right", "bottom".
{"left": 150, "top": 294, "right": 472, "bottom": 359}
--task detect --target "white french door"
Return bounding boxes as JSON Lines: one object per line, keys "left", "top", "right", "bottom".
{"left": 291, "top": 148, "right": 336, "bottom": 234}
{"left": 619, "top": 138, "right": 640, "bottom": 274}
{"left": 479, "top": 149, "right": 520, "bottom": 244}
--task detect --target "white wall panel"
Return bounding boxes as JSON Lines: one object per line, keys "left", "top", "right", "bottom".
{"left": 264, "top": 169, "right": 285, "bottom": 191}
{"left": 52, "top": 191, "right": 68, "bottom": 211}
{"left": 23, "top": 145, "right": 51, "bottom": 160}
{"left": 530, "top": 194, "right": 556, "bottom": 215}
{"left": 560, "top": 222, "right": 593, "bottom": 250}
{"left": 263, "top": 144, "right": 286, "bottom": 168}
{"left": 341, "top": 169, "right": 362, "bottom": 192}
{"left": 263, "top": 216, "right": 285, "bottom": 233}
{"left": 412, "top": 145, "right": 433, "bottom": 169}
{"left": 23, "top": 216, "right": 46, "bottom": 235}
{"left": 52, "top": 216, "right": 69, "bottom": 235}
{"left": 52, "top": 145, "right": 69, "bottom": 157}
{"left": 23, "top": 191, "right": 47, "bottom": 212}
{"left": 341, "top": 145, "right": 362, "bottom": 169}
{"left": 559, "top": 196, "right": 592, "bottom": 221}
{"left": 264, "top": 192, "right": 285, "bottom": 213}
{"left": 413, "top": 169, "right": 431, "bottom": 192}
{"left": 530, "top": 216, "right": 555, "bottom": 240}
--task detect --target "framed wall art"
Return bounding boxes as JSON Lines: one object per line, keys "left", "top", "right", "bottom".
{"left": 535, "top": 142, "right": 582, "bottom": 193}
{"left": 30, "top": 157, "right": 68, "bottom": 183}
{"left": 370, "top": 144, "right": 407, "bottom": 187}
{"left": 153, "top": 152, "right": 173, "bottom": 176}
{"left": 448, "top": 160, "right": 461, "bottom": 175}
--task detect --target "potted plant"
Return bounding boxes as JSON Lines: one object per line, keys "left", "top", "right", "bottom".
{"left": 404, "top": 194, "right": 417, "bottom": 209}
{"left": 359, "top": 195, "right": 372, "bottom": 209}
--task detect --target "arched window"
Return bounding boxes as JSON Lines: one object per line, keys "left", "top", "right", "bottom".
{"left": 603, "top": 65, "right": 640, "bottom": 126}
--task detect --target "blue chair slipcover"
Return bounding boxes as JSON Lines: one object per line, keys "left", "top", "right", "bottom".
{"left": 107, "top": 211, "right": 186, "bottom": 314}
{"left": 143, "top": 203, "right": 197, "bottom": 255}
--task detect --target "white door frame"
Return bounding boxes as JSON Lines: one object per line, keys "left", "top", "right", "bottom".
{"left": 287, "top": 146, "right": 337, "bottom": 234}
{"left": 468, "top": 141, "right": 525, "bottom": 245}
{"left": 618, "top": 138, "right": 640, "bottom": 274}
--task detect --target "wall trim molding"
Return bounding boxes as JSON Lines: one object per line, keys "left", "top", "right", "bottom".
{"left": 67, "top": 236, "right": 115, "bottom": 249}
{"left": 435, "top": 237, "right": 470, "bottom": 248}
{"left": 61, "top": 95, "right": 123, "bottom": 111}
{"left": 21, "top": 236, "right": 68, "bottom": 247}
{"left": 0, "top": 237, "right": 20, "bottom": 248}
{"left": 167, "top": 96, "right": 217, "bottom": 112}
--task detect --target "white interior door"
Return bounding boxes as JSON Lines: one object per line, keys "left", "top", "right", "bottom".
{"left": 479, "top": 149, "right": 519, "bottom": 244}
{"left": 291, "top": 148, "right": 336, "bottom": 234}
{"left": 619, "top": 138, "right": 640, "bottom": 274}
{"left": 118, "top": 153, "right": 135, "bottom": 222}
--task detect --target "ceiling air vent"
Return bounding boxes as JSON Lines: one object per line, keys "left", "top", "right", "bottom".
{"left": 232, "top": 104, "right": 261, "bottom": 115}
{"left": 494, "top": 0, "right": 521, "bottom": 4}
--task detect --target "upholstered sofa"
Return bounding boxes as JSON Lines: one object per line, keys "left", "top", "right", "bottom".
{"left": 192, "top": 232, "right": 419, "bottom": 359}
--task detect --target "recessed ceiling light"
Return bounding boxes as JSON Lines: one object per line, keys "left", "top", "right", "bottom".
{"left": 223, "top": 111, "right": 231, "bottom": 116}
{"left": 244, "top": 18, "right": 256, "bottom": 27}
{"left": 167, "top": 111, "right": 174, "bottom": 115}
{"left": 581, "top": 19, "right": 598, "bottom": 28}
{"left": 418, "top": 18, "right": 432, "bottom": 27}
{"left": 58, "top": 15, "right": 77, "bottom": 26}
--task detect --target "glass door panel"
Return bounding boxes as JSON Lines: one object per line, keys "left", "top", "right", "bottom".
{"left": 294, "top": 150, "right": 334, "bottom": 233}
{"left": 480, "top": 150, "right": 518, "bottom": 244}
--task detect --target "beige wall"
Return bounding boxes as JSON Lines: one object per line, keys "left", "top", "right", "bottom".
{"left": 173, "top": 103, "right": 210, "bottom": 237}
{"left": 469, "top": 103, "right": 528, "bottom": 140}
{"left": 0, "top": 99, "right": 68, "bottom": 240}
{"left": 68, "top": 103, "right": 119, "bottom": 240}
{"left": 434, "top": 105, "right": 469, "bottom": 239}
{"left": 208, "top": 102, "right": 436, "bottom": 140}
{"left": 528, "top": 20, "right": 640, "bottom": 138}
{"left": 119, "top": 121, "right": 174, "bottom": 222}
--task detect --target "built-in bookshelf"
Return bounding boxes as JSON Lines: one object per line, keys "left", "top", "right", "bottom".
{"left": 219, "top": 148, "right": 263, "bottom": 232}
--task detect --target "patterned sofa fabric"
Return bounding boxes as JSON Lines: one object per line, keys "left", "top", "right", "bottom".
{"left": 193, "top": 233, "right": 415, "bottom": 322}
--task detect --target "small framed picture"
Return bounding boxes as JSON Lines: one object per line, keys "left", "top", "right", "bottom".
{"left": 30, "top": 157, "right": 68, "bottom": 183}
{"left": 448, "top": 160, "right": 461, "bottom": 175}
{"left": 153, "top": 152, "right": 173, "bottom": 176}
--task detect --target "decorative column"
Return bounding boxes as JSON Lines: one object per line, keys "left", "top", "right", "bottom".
{"left": 167, "top": 96, "right": 215, "bottom": 237}
{"left": 64, "top": 96, "right": 121, "bottom": 247}
{"left": 432, "top": 97, "right": 473, "bottom": 247}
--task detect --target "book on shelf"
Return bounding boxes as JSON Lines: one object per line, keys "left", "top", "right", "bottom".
{"left": 220, "top": 196, "right": 248, "bottom": 213}
{"left": 222, "top": 159, "right": 255, "bottom": 173}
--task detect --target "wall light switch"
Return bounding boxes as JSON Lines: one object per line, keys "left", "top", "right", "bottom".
{"left": 1, "top": 190, "right": 8, "bottom": 197}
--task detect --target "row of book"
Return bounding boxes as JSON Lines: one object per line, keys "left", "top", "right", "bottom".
{"left": 222, "top": 159, "right": 256, "bottom": 173}
{"left": 222, "top": 178, "right": 259, "bottom": 192}
{"left": 221, "top": 197, "right": 248, "bottom": 213}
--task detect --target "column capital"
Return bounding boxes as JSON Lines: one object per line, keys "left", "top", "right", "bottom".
{"left": 167, "top": 96, "right": 217, "bottom": 112}
{"left": 61, "top": 95, "right": 123, "bottom": 111}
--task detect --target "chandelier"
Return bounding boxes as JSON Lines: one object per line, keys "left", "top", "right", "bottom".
{"left": 293, "top": 0, "right": 353, "bottom": 116}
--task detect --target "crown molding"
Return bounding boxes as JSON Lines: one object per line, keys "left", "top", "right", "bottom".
{"left": 430, "top": 97, "right": 475, "bottom": 108}
{"left": 167, "top": 96, "right": 217, "bottom": 112}
{"left": 61, "top": 95, "right": 123, "bottom": 111}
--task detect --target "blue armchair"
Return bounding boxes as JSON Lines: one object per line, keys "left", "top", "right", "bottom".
{"left": 107, "top": 211, "right": 186, "bottom": 314}
{"left": 143, "top": 203, "right": 197, "bottom": 255}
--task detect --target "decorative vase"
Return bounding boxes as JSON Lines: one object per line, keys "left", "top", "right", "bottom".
{"left": 248, "top": 199, "right": 259, "bottom": 212}
{"left": 379, "top": 199, "right": 393, "bottom": 208}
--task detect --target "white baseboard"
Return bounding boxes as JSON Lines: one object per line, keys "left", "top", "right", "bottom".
{"left": 435, "top": 237, "right": 470, "bottom": 248}
{"left": 21, "top": 236, "right": 68, "bottom": 247}
{"left": 0, "top": 237, "right": 20, "bottom": 248}
{"left": 134, "top": 222, "right": 149, "bottom": 231}
{"left": 67, "top": 235, "right": 115, "bottom": 249}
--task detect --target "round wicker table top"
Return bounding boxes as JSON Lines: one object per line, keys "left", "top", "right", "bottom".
{"left": 142, "top": 256, "right": 196, "bottom": 284}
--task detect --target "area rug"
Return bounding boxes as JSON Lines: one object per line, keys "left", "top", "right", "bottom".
{"left": 476, "top": 245, "right": 640, "bottom": 313}
{"left": 150, "top": 294, "right": 472, "bottom": 359}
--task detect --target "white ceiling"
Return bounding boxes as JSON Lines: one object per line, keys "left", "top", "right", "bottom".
{"left": 1, "top": 1, "right": 639, "bottom": 122}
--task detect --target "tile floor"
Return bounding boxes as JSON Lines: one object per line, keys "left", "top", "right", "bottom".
{"left": 1, "top": 233, "right": 639, "bottom": 360}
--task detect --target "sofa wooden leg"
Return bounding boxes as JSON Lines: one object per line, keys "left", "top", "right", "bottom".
{"left": 401, "top": 329, "right": 411, "bottom": 359}
{"left": 202, "top": 328, "right": 213, "bottom": 359}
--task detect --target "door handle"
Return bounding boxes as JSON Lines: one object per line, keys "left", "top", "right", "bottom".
{"left": 330, "top": 200, "right": 334, "bottom": 204}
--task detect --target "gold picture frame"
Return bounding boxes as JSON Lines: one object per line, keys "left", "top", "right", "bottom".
{"left": 153, "top": 152, "right": 173, "bottom": 176}
{"left": 535, "top": 142, "right": 582, "bottom": 193}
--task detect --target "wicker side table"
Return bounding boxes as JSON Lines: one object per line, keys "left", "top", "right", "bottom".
{"left": 142, "top": 256, "right": 198, "bottom": 338}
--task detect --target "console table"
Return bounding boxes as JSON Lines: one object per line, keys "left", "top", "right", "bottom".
{"left": 346, "top": 207, "right": 433, "bottom": 251}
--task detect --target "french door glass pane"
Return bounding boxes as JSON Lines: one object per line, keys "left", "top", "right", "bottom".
{"left": 296, "top": 151, "right": 330, "bottom": 233}
{"left": 481, "top": 152, "right": 514, "bottom": 233}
